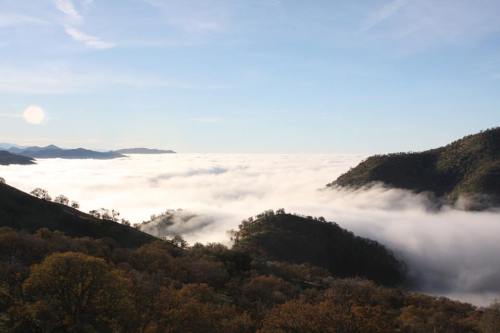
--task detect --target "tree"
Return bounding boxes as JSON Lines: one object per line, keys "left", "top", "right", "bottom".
{"left": 30, "top": 188, "right": 51, "bottom": 201}
{"left": 54, "top": 195, "right": 69, "bottom": 205}
{"left": 98, "top": 208, "right": 120, "bottom": 221}
{"left": 89, "top": 209, "right": 101, "bottom": 219}
{"left": 172, "top": 235, "right": 188, "bottom": 248}
{"left": 0, "top": 177, "right": 5, "bottom": 184}
{"left": 110, "top": 209, "right": 120, "bottom": 222}
{"left": 70, "top": 201, "right": 80, "bottom": 209}
{"left": 259, "top": 300, "right": 358, "bottom": 333}
{"left": 242, "top": 275, "right": 296, "bottom": 308}
{"left": 121, "top": 218, "right": 131, "bottom": 226}
{"left": 22, "top": 252, "right": 133, "bottom": 332}
{"left": 102, "top": 209, "right": 111, "bottom": 220}
{"left": 166, "top": 284, "right": 253, "bottom": 333}
{"left": 480, "top": 302, "right": 500, "bottom": 333}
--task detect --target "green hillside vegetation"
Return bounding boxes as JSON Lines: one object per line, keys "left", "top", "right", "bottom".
{"left": 0, "top": 151, "right": 35, "bottom": 165}
{"left": 0, "top": 183, "right": 154, "bottom": 248}
{"left": 232, "top": 210, "right": 405, "bottom": 287}
{"left": 329, "top": 127, "right": 500, "bottom": 209}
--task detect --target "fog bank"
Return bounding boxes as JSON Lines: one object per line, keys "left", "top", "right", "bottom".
{"left": 1, "top": 153, "right": 500, "bottom": 306}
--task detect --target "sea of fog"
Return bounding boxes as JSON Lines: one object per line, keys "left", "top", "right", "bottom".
{"left": 1, "top": 153, "right": 500, "bottom": 306}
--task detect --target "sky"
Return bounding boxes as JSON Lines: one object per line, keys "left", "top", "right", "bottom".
{"left": 1, "top": 0, "right": 500, "bottom": 152}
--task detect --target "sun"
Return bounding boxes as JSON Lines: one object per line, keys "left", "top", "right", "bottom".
{"left": 23, "top": 105, "right": 46, "bottom": 125}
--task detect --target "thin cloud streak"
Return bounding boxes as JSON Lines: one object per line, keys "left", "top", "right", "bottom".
{"left": 142, "top": 0, "right": 228, "bottom": 35}
{"left": 64, "top": 26, "right": 115, "bottom": 49}
{"left": 54, "top": 0, "right": 82, "bottom": 23}
{"left": 54, "top": 0, "right": 115, "bottom": 49}
{"left": 361, "top": 0, "right": 407, "bottom": 32}
{"left": 360, "top": 0, "right": 500, "bottom": 52}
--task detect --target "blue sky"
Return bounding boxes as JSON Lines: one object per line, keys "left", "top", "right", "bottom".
{"left": 1, "top": 0, "right": 500, "bottom": 153}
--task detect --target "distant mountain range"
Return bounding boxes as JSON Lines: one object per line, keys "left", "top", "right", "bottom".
{"left": 7, "top": 145, "right": 124, "bottom": 160}
{"left": 0, "top": 143, "right": 24, "bottom": 150}
{"left": 0, "top": 144, "right": 175, "bottom": 161}
{"left": 328, "top": 127, "right": 500, "bottom": 210}
{"left": 0, "top": 150, "right": 35, "bottom": 165}
{"left": 113, "top": 147, "right": 175, "bottom": 154}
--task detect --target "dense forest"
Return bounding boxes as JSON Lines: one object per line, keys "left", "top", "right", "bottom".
{"left": 329, "top": 128, "right": 500, "bottom": 210}
{"left": 0, "top": 183, "right": 499, "bottom": 332}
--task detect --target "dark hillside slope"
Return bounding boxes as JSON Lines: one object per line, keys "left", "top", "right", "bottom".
{"left": 0, "top": 183, "right": 154, "bottom": 247}
{"left": 0, "top": 151, "right": 35, "bottom": 165}
{"left": 232, "top": 211, "right": 406, "bottom": 286}
{"left": 329, "top": 127, "right": 500, "bottom": 209}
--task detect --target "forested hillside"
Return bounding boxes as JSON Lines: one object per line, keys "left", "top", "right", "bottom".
{"left": 0, "top": 219, "right": 497, "bottom": 332}
{"left": 329, "top": 128, "right": 500, "bottom": 210}
{"left": 0, "top": 184, "right": 498, "bottom": 332}
{"left": 0, "top": 183, "right": 154, "bottom": 248}
{"left": 232, "top": 211, "right": 405, "bottom": 286}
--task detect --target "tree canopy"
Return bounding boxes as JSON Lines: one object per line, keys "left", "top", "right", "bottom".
{"left": 232, "top": 211, "right": 406, "bottom": 286}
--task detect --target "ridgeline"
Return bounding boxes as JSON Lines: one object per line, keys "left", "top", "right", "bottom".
{"left": 0, "top": 183, "right": 154, "bottom": 247}
{"left": 232, "top": 211, "right": 406, "bottom": 286}
{"left": 329, "top": 128, "right": 500, "bottom": 210}
{"left": 0, "top": 151, "right": 35, "bottom": 166}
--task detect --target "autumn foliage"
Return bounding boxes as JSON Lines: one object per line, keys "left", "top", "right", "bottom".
{"left": 0, "top": 212, "right": 497, "bottom": 332}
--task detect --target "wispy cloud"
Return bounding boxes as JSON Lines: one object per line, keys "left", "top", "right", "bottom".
{"left": 64, "top": 26, "right": 115, "bottom": 49}
{"left": 361, "top": 0, "right": 500, "bottom": 50}
{"left": 54, "top": 0, "right": 82, "bottom": 24}
{"left": 54, "top": 0, "right": 114, "bottom": 49}
{"left": 361, "top": 0, "right": 407, "bottom": 32}
{"left": 142, "top": 0, "right": 227, "bottom": 35}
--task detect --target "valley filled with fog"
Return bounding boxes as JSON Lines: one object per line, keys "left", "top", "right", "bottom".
{"left": 2, "top": 153, "right": 500, "bottom": 306}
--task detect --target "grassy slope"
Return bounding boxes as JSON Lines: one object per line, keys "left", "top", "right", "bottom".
{"left": 330, "top": 127, "right": 500, "bottom": 207}
{"left": 0, "top": 183, "right": 155, "bottom": 248}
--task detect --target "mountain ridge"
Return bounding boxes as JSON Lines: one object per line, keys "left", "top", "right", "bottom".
{"left": 113, "top": 147, "right": 176, "bottom": 154}
{"left": 0, "top": 150, "right": 35, "bottom": 165}
{"left": 0, "top": 182, "right": 155, "bottom": 247}
{"left": 5, "top": 145, "right": 177, "bottom": 159}
{"left": 8, "top": 145, "right": 125, "bottom": 160}
{"left": 328, "top": 127, "right": 500, "bottom": 209}
{"left": 232, "top": 210, "right": 406, "bottom": 286}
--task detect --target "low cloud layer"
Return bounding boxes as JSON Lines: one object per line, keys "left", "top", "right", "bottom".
{"left": 1, "top": 153, "right": 500, "bottom": 306}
